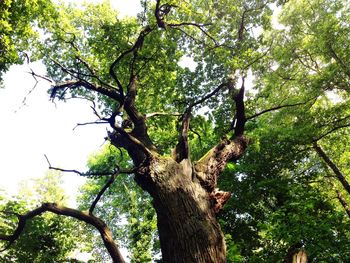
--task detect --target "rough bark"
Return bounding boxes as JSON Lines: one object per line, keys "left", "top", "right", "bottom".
{"left": 132, "top": 133, "right": 248, "bottom": 262}
{"left": 136, "top": 157, "right": 226, "bottom": 263}
{"left": 291, "top": 250, "right": 308, "bottom": 263}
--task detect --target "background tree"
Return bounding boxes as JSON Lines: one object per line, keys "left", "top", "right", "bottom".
{"left": 217, "top": 0, "right": 350, "bottom": 261}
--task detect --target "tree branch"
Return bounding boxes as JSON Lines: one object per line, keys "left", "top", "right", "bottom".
{"left": 73, "top": 120, "right": 109, "bottom": 130}
{"left": 0, "top": 203, "right": 125, "bottom": 263}
{"left": 50, "top": 78, "right": 122, "bottom": 103}
{"left": 44, "top": 155, "right": 133, "bottom": 177}
{"left": 109, "top": 25, "right": 153, "bottom": 98}
{"left": 145, "top": 112, "right": 181, "bottom": 119}
{"left": 313, "top": 143, "right": 350, "bottom": 195}
{"left": 246, "top": 101, "right": 311, "bottom": 121}
{"left": 194, "top": 136, "right": 249, "bottom": 192}
{"left": 232, "top": 76, "right": 246, "bottom": 137}
{"left": 167, "top": 22, "right": 217, "bottom": 46}
{"left": 89, "top": 172, "right": 118, "bottom": 214}
{"left": 174, "top": 110, "right": 191, "bottom": 162}
{"left": 312, "top": 122, "right": 350, "bottom": 142}
{"left": 335, "top": 188, "right": 350, "bottom": 219}
{"left": 191, "top": 83, "right": 227, "bottom": 109}
{"left": 173, "top": 82, "right": 227, "bottom": 162}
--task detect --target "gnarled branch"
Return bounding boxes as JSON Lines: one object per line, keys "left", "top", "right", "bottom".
{"left": 194, "top": 135, "right": 249, "bottom": 191}
{"left": 0, "top": 203, "right": 125, "bottom": 263}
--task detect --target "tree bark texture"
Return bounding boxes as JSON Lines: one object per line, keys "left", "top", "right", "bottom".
{"left": 136, "top": 157, "right": 227, "bottom": 263}
{"left": 132, "top": 136, "right": 247, "bottom": 263}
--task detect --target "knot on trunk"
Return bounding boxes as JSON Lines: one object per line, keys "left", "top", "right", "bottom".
{"left": 210, "top": 189, "right": 231, "bottom": 213}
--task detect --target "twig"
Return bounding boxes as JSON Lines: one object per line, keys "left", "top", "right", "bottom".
{"left": 44, "top": 155, "right": 134, "bottom": 176}
{"left": 145, "top": 112, "right": 181, "bottom": 119}
{"left": 246, "top": 98, "right": 316, "bottom": 121}
{"left": 73, "top": 121, "right": 109, "bottom": 130}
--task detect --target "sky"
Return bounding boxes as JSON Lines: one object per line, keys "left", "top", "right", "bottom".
{"left": 0, "top": 0, "right": 141, "bottom": 203}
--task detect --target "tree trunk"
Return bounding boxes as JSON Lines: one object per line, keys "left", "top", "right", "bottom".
{"left": 292, "top": 250, "right": 307, "bottom": 263}
{"left": 285, "top": 245, "right": 307, "bottom": 263}
{"left": 135, "top": 157, "right": 227, "bottom": 263}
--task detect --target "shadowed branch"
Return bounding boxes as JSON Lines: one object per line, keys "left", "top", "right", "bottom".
{"left": 0, "top": 203, "right": 125, "bottom": 263}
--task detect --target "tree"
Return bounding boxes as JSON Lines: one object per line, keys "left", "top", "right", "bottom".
{"left": 0, "top": 0, "right": 349, "bottom": 262}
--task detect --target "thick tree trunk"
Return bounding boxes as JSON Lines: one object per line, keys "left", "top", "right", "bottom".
{"left": 136, "top": 157, "right": 227, "bottom": 263}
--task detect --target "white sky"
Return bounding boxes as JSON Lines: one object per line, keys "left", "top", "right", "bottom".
{"left": 0, "top": 0, "right": 141, "bottom": 203}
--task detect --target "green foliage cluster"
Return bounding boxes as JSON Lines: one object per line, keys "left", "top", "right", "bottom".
{"left": 0, "top": 0, "right": 55, "bottom": 85}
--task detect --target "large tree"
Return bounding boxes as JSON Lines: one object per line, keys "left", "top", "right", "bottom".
{"left": 0, "top": 0, "right": 349, "bottom": 262}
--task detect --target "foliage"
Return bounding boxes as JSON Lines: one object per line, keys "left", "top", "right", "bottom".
{"left": 216, "top": 0, "right": 350, "bottom": 261}
{"left": 0, "top": 0, "right": 55, "bottom": 84}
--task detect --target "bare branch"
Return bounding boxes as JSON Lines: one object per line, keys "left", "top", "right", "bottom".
{"left": 44, "top": 155, "right": 133, "bottom": 176}
{"left": 28, "top": 69, "right": 53, "bottom": 83}
{"left": 50, "top": 79, "right": 122, "bottom": 103}
{"left": 89, "top": 172, "right": 118, "bottom": 214}
{"left": 73, "top": 121, "right": 109, "bottom": 130}
{"left": 246, "top": 101, "right": 309, "bottom": 121}
{"left": 145, "top": 112, "right": 181, "bottom": 119}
